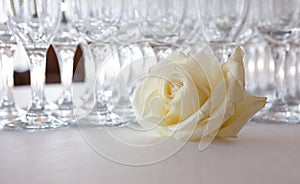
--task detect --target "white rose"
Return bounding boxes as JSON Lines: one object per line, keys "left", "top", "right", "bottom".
{"left": 132, "top": 46, "right": 266, "bottom": 142}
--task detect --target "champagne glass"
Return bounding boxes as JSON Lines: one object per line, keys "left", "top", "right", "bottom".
{"left": 110, "top": 0, "right": 145, "bottom": 123}
{"left": 73, "top": 0, "right": 124, "bottom": 126}
{"left": 3, "top": 0, "right": 65, "bottom": 130}
{"left": 237, "top": 0, "right": 260, "bottom": 44}
{"left": 0, "top": 0, "right": 25, "bottom": 128}
{"left": 254, "top": 0, "right": 300, "bottom": 124}
{"left": 285, "top": 42, "right": 300, "bottom": 110}
{"left": 197, "top": 0, "right": 249, "bottom": 63}
{"left": 115, "top": 0, "right": 141, "bottom": 43}
{"left": 179, "top": 0, "right": 203, "bottom": 52}
{"left": 134, "top": 0, "right": 186, "bottom": 61}
{"left": 52, "top": 0, "right": 79, "bottom": 124}
{"left": 0, "top": 23, "right": 25, "bottom": 128}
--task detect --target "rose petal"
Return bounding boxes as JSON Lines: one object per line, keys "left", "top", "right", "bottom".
{"left": 191, "top": 50, "right": 223, "bottom": 90}
{"left": 132, "top": 77, "right": 158, "bottom": 119}
{"left": 222, "top": 46, "right": 245, "bottom": 105}
{"left": 217, "top": 93, "right": 267, "bottom": 138}
{"left": 218, "top": 46, "right": 246, "bottom": 124}
{"left": 153, "top": 56, "right": 209, "bottom": 106}
{"left": 193, "top": 47, "right": 246, "bottom": 137}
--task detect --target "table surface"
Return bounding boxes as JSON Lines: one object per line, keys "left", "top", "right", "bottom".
{"left": 0, "top": 85, "right": 299, "bottom": 184}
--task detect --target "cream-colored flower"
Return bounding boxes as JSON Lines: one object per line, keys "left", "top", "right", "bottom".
{"left": 132, "top": 46, "right": 266, "bottom": 141}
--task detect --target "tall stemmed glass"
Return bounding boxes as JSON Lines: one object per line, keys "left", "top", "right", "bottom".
{"left": 179, "top": 0, "right": 203, "bottom": 52}
{"left": 134, "top": 0, "right": 186, "bottom": 61}
{"left": 73, "top": 0, "right": 124, "bottom": 126}
{"left": 197, "top": 0, "right": 249, "bottom": 63}
{"left": 285, "top": 41, "right": 300, "bottom": 110}
{"left": 115, "top": 0, "right": 141, "bottom": 43}
{"left": 110, "top": 0, "right": 145, "bottom": 122}
{"left": 52, "top": 0, "right": 79, "bottom": 124}
{"left": 237, "top": 0, "right": 275, "bottom": 97}
{"left": 4, "top": 0, "right": 65, "bottom": 129}
{"left": 0, "top": 0, "right": 23, "bottom": 128}
{"left": 0, "top": 17, "right": 25, "bottom": 128}
{"left": 254, "top": 0, "right": 300, "bottom": 124}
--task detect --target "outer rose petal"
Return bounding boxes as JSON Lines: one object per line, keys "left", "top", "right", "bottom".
{"left": 204, "top": 46, "right": 246, "bottom": 135}
{"left": 222, "top": 46, "right": 245, "bottom": 107}
{"left": 191, "top": 49, "right": 223, "bottom": 90}
{"left": 217, "top": 93, "right": 267, "bottom": 138}
{"left": 132, "top": 76, "right": 160, "bottom": 119}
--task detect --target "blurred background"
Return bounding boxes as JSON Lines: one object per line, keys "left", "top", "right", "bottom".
{"left": 2, "top": 0, "right": 300, "bottom": 126}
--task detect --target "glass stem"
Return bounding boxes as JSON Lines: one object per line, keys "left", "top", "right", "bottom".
{"left": 150, "top": 42, "right": 173, "bottom": 62}
{"left": 89, "top": 43, "right": 110, "bottom": 112}
{"left": 26, "top": 47, "right": 47, "bottom": 113}
{"left": 0, "top": 46, "right": 15, "bottom": 109}
{"left": 209, "top": 42, "right": 235, "bottom": 63}
{"left": 285, "top": 45, "right": 297, "bottom": 100}
{"left": 296, "top": 46, "right": 300, "bottom": 98}
{"left": 54, "top": 45, "right": 76, "bottom": 107}
{"left": 94, "top": 84, "right": 107, "bottom": 112}
{"left": 78, "top": 42, "right": 94, "bottom": 102}
{"left": 270, "top": 44, "right": 289, "bottom": 110}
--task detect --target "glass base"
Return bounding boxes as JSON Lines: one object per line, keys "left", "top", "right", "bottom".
{"left": 52, "top": 109, "right": 76, "bottom": 125}
{"left": 113, "top": 106, "right": 137, "bottom": 124}
{"left": 0, "top": 106, "right": 25, "bottom": 119}
{"left": 253, "top": 108, "right": 300, "bottom": 124}
{"left": 80, "top": 89, "right": 94, "bottom": 103}
{"left": 77, "top": 107, "right": 128, "bottom": 127}
{"left": 51, "top": 100, "right": 77, "bottom": 125}
{"left": 3, "top": 112, "right": 68, "bottom": 130}
{"left": 0, "top": 106, "right": 25, "bottom": 129}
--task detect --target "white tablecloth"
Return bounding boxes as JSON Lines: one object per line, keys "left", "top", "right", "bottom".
{"left": 0, "top": 85, "right": 299, "bottom": 184}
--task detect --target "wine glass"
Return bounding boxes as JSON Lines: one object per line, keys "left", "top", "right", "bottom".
{"left": 3, "top": 0, "right": 65, "bottom": 130}
{"left": 237, "top": 0, "right": 260, "bottom": 44}
{"left": 72, "top": 0, "right": 124, "bottom": 126}
{"left": 197, "top": 0, "right": 249, "bottom": 63}
{"left": 108, "top": 0, "right": 146, "bottom": 122}
{"left": 52, "top": 0, "right": 79, "bottom": 124}
{"left": 133, "top": 0, "right": 186, "bottom": 61}
{"left": 254, "top": 0, "right": 300, "bottom": 124}
{"left": 115, "top": 0, "right": 141, "bottom": 43}
{"left": 243, "top": 37, "right": 275, "bottom": 98}
{"left": 285, "top": 42, "right": 300, "bottom": 111}
{"left": 0, "top": 12, "right": 25, "bottom": 128}
{"left": 179, "top": 0, "right": 203, "bottom": 52}
{"left": 0, "top": 0, "right": 23, "bottom": 128}
{"left": 237, "top": 0, "right": 274, "bottom": 96}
